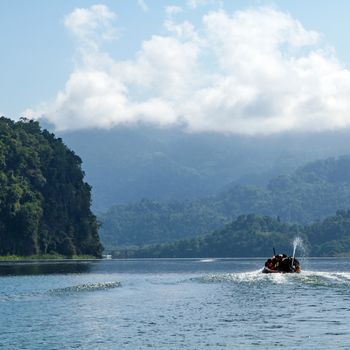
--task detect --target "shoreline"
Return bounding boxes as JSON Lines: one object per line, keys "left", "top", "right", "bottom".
{"left": 1, "top": 256, "right": 350, "bottom": 262}
{"left": 0, "top": 254, "right": 98, "bottom": 261}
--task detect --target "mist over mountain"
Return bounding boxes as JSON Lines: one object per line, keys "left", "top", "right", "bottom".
{"left": 60, "top": 126, "right": 350, "bottom": 212}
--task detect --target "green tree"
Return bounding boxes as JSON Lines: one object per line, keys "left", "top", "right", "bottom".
{"left": 0, "top": 117, "right": 102, "bottom": 257}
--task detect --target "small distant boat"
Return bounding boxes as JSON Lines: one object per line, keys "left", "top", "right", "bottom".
{"left": 262, "top": 254, "right": 301, "bottom": 274}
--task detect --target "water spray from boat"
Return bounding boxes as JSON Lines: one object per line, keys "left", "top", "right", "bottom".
{"left": 291, "top": 236, "right": 303, "bottom": 266}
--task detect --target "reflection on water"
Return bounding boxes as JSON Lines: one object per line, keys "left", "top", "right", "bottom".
{"left": 0, "top": 260, "right": 93, "bottom": 276}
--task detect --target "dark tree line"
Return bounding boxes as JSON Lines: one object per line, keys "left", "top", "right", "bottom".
{"left": 112, "top": 214, "right": 301, "bottom": 258}
{"left": 0, "top": 117, "right": 102, "bottom": 257}
{"left": 113, "top": 211, "right": 350, "bottom": 258}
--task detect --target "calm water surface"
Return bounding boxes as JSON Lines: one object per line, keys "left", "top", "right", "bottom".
{"left": 1, "top": 258, "right": 350, "bottom": 349}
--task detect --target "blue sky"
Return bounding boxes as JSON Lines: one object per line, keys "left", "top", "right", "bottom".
{"left": 1, "top": 0, "right": 350, "bottom": 134}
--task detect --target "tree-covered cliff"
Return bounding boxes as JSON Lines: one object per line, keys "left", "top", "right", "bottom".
{"left": 0, "top": 117, "right": 102, "bottom": 257}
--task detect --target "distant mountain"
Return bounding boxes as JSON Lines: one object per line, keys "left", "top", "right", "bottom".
{"left": 112, "top": 211, "right": 350, "bottom": 258}
{"left": 99, "top": 198, "right": 228, "bottom": 248}
{"left": 100, "top": 156, "right": 350, "bottom": 249}
{"left": 0, "top": 117, "right": 102, "bottom": 257}
{"left": 60, "top": 126, "right": 350, "bottom": 212}
{"left": 306, "top": 209, "right": 350, "bottom": 256}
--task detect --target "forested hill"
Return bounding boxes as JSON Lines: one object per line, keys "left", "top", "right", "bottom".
{"left": 115, "top": 215, "right": 299, "bottom": 258}
{"left": 0, "top": 117, "right": 102, "bottom": 257}
{"left": 113, "top": 211, "right": 350, "bottom": 258}
{"left": 100, "top": 156, "right": 350, "bottom": 249}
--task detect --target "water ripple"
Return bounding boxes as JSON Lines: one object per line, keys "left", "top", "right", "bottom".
{"left": 49, "top": 281, "right": 121, "bottom": 294}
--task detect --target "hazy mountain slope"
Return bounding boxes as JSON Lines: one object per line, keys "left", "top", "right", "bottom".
{"left": 60, "top": 126, "right": 350, "bottom": 212}
{"left": 100, "top": 156, "right": 350, "bottom": 249}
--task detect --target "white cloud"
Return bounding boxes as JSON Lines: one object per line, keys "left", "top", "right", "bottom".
{"left": 25, "top": 5, "right": 350, "bottom": 134}
{"left": 64, "top": 4, "right": 117, "bottom": 49}
{"left": 137, "top": 0, "right": 149, "bottom": 12}
{"left": 187, "top": 0, "right": 223, "bottom": 10}
{"left": 165, "top": 5, "right": 183, "bottom": 16}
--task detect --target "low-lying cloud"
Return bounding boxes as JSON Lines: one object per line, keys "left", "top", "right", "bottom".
{"left": 24, "top": 4, "right": 350, "bottom": 134}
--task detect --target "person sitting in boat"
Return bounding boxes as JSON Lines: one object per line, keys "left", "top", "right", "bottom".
{"left": 270, "top": 254, "right": 285, "bottom": 270}
{"left": 272, "top": 256, "right": 279, "bottom": 269}
{"left": 279, "top": 256, "right": 294, "bottom": 272}
{"left": 265, "top": 258, "right": 274, "bottom": 270}
{"left": 279, "top": 256, "right": 301, "bottom": 272}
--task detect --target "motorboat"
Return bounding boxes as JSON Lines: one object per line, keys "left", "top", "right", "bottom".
{"left": 262, "top": 254, "right": 301, "bottom": 273}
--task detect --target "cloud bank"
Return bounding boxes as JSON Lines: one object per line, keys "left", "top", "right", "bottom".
{"left": 25, "top": 4, "right": 350, "bottom": 134}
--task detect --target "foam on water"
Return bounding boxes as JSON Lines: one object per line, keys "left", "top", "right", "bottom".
{"left": 49, "top": 281, "right": 121, "bottom": 294}
{"left": 198, "top": 258, "right": 217, "bottom": 263}
{"left": 194, "top": 269, "right": 350, "bottom": 288}
{"left": 195, "top": 270, "right": 292, "bottom": 285}
{"left": 194, "top": 270, "right": 265, "bottom": 284}
{"left": 298, "top": 271, "right": 350, "bottom": 287}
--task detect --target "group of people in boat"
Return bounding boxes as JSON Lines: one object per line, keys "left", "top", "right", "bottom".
{"left": 263, "top": 253, "right": 301, "bottom": 273}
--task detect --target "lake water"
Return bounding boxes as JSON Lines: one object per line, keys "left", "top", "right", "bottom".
{"left": 1, "top": 258, "right": 350, "bottom": 349}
